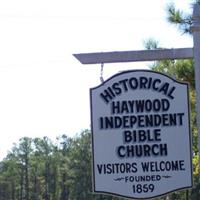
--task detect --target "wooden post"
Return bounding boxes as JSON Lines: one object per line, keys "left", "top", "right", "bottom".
{"left": 191, "top": 3, "right": 200, "bottom": 169}
{"left": 73, "top": 48, "right": 193, "bottom": 64}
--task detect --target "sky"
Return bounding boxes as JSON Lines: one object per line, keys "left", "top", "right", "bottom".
{"left": 0, "top": 0, "right": 194, "bottom": 160}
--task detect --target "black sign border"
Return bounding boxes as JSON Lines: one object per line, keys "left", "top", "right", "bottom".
{"left": 90, "top": 69, "right": 193, "bottom": 200}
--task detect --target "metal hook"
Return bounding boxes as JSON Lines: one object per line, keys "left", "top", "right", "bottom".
{"left": 100, "top": 63, "right": 104, "bottom": 83}
{"left": 172, "top": 59, "right": 177, "bottom": 80}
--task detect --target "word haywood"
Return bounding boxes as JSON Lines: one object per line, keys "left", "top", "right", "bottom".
{"left": 111, "top": 98, "right": 170, "bottom": 114}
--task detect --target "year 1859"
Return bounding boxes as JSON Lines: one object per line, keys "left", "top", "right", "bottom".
{"left": 133, "top": 184, "right": 155, "bottom": 193}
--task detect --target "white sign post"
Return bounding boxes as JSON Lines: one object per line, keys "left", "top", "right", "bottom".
{"left": 74, "top": 6, "right": 200, "bottom": 160}
{"left": 90, "top": 70, "right": 192, "bottom": 199}
{"left": 74, "top": 4, "right": 200, "bottom": 199}
{"left": 191, "top": 4, "right": 200, "bottom": 168}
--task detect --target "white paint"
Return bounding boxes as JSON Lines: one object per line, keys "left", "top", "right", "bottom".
{"left": 90, "top": 70, "right": 192, "bottom": 199}
{"left": 191, "top": 4, "right": 200, "bottom": 167}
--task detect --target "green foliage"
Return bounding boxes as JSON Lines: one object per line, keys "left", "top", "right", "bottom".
{"left": 143, "top": 38, "right": 159, "bottom": 50}
{"left": 0, "top": 125, "right": 199, "bottom": 200}
{"left": 0, "top": 130, "right": 134, "bottom": 200}
{"left": 152, "top": 59, "right": 195, "bottom": 89}
{"left": 166, "top": 0, "right": 200, "bottom": 35}
{"left": 166, "top": 3, "right": 192, "bottom": 34}
{"left": 0, "top": 131, "right": 99, "bottom": 200}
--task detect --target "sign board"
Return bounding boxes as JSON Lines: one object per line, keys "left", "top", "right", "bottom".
{"left": 90, "top": 70, "right": 193, "bottom": 199}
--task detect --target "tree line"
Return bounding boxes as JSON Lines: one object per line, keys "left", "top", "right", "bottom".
{"left": 0, "top": 131, "right": 126, "bottom": 200}
{"left": 0, "top": 131, "right": 91, "bottom": 200}
{"left": 0, "top": 125, "right": 199, "bottom": 200}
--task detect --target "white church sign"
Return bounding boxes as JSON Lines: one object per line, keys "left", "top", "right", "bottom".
{"left": 90, "top": 70, "right": 193, "bottom": 199}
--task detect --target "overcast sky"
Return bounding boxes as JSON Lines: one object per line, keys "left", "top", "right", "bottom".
{"left": 0, "top": 0, "right": 193, "bottom": 159}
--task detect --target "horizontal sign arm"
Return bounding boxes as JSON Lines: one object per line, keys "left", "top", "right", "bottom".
{"left": 73, "top": 48, "right": 194, "bottom": 64}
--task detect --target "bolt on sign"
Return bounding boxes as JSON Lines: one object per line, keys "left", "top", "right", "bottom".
{"left": 90, "top": 70, "right": 193, "bottom": 199}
